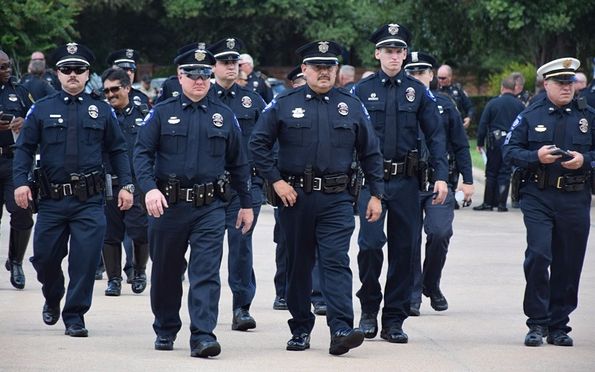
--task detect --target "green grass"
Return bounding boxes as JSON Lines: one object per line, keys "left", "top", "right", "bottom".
{"left": 468, "top": 138, "right": 485, "bottom": 171}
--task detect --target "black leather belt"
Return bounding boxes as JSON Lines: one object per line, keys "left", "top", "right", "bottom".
{"left": 283, "top": 173, "right": 349, "bottom": 193}
{"left": 158, "top": 182, "right": 217, "bottom": 207}
{"left": 383, "top": 160, "right": 406, "bottom": 179}
{"left": 49, "top": 182, "right": 75, "bottom": 198}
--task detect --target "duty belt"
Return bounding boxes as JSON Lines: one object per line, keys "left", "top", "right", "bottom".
{"left": 47, "top": 171, "right": 105, "bottom": 201}
{"left": 383, "top": 161, "right": 406, "bottom": 178}
{"left": 530, "top": 171, "right": 589, "bottom": 192}
{"left": 158, "top": 179, "right": 226, "bottom": 207}
{"left": 283, "top": 173, "right": 349, "bottom": 193}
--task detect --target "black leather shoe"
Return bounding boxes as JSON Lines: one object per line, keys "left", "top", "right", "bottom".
{"left": 313, "top": 302, "right": 327, "bottom": 316}
{"left": 105, "top": 278, "right": 122, "bottom": 296}
{"left": 286, "top": 333, "right": 311, "bottom": 351}
{"left": 473, "top": 203, "right": 493, "bottom": 211}
{"left": 497, "top": 206, "right": 509, "bottom": 212}
{"left": 546, "top": 330, "right": 573, "bottom": 347}
{"left": 95, "top": 267, "right": 104, "bottom": 280}
{"left": 232, "top": 308, "right": 256, "bottom": 331}
{"left": 42, "top": 302, "right": 60, "bottom": 325}
{"left": 380, "top": 327, "right": 409, "bottom": 343}
{"left": 154, "top": 335, "right": 175, "bottom": 350}
{"left": 329, "top": 328, "right": 365, "bottom": 355}
{"left": 65, "top": 325, "right": 88, "bottom": 337}
{"left": 5, "top": 260, "right": 25, "bottom": 289}
{"left": 524, "top": 325, "right": 547, "bottom": 346}
{"left": 131, "top": 271, "right": 147, "bottom": 294}
{"left": 273, "top": 296, "right": 288, "bottom": 310}
{"left": 124, "top": 266, "right": 134, "bottom": 284}
{"left": 423, "top": 288, "right": 448, "bottom": 311}
{"left": 359, "top": 312, "right": 378, "bottom": 339}
{"left": 409, "top": 303, "right": 421, "bottom": 317}
{"left": 191, "top": 340, "right": 221, "bottom": 357}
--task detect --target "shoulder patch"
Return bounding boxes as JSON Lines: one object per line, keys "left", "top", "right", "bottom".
{"left": 142, "top": 108, "right": 155, "bottom": 124}
{"left": 425, "top": 88, "right": 436, "bottom": 102}
{"left": 25, "top": 104, "right": 36, "bottom": 120}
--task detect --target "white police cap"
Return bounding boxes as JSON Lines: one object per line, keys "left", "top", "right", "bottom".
{"left": 536, "top": 57, "right": 580, "bottom": 82}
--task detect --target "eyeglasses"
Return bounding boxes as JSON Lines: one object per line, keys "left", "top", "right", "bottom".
{"left": 437, "top": 76, "right": 447, "bottom": 80}
{"left": 103, "top": 85, "right": 124, "bottom": 95}
{"left": 58, "top": 66, "right": 88, "bottom": 75}
{"left": 182, "top": 72, "right": 211, "bottom": 81}
{"left": 0, "top": 63, "right": 12, "bottom": 71}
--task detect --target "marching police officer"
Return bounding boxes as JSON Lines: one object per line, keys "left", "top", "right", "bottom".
{"left": 503, "top": 58, "right": 595, "bottom": 347}
{"left": 0, "top": 49, "right": 35, "bottom": 290}
{"left": 437, "top": 64, "right": 475, "bottom": 128}
{"left": 475, "top": 75, "right": 525, "bottom": 211}
{"left": 208, "top": 37, "right": 266, "bottom": 331}
{"left": 351, "top": 23, "right": 448, "bottom": 343}
{"left": 101, "top": 68, "right": 149, "bottom": 296}
{"left": 239, "top": 53, "right": 273, "bottom": 103}
{"left": 403, "top": 51, "right": 474, "bottom": 315}
{"left": 13, "top": 43, "right": 133, "bottom": 337}
{"left": 250, "top": 40, "right": 384, "bottom": 355}
{"left": 134, "top": 45, "right": 253, "bottom": 358}
{"left": 106, "top": 49, "right": 150, "bottom": 107}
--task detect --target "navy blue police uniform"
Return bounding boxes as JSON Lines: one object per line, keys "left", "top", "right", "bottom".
{"left": 13, "top": 43, "right": 132, "bottom": 335}
{"left": 475, "top": 89, "right": 525, "bottom": 210}
{"left": 583, "top": 79, "right": 595, "bottom": 108}
{"left": 439, "top": 81, "right": 475, "bottom": 123}
{"left": 503, "top": 58, "right": 595, "bottom": 347}
{"left": 208, "top": 37, "right": 267, "bottom": 329}
{"left": 134, "top": 46, "right": 251, "bottom": 356}
{"left": 402, "top": 52, "right": 474, "bottom": 314}
{"left": 351, "top": 24, "right": 447, "bottom": 342}
{"left": 106, "top": 49, "right": 150, "bottom": 107}
{"left": 102, "top": 99, "right": 149, "bottom": 295}
{"left": 1, "top": 74, "right": 35, "bottom": 290}
{"left": 250, "top": 40, "right": 384, "bottom": 355}
{"left": 22, "top": 75, "right": 55, "bottom": 101}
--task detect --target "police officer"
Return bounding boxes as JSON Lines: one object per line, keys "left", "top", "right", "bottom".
{"left": 134, "top": 45, "right": 253, "bottom": 358}
{"left": 106, "top": 49, "right": 150, "bottom": 107}
{"left": 403, "top": 51, "right": 474, "bottom": 315}
{"left": 0, "top": 50, "right": 35, "bottom": 290}
{"left": 250, "top": 40, "right": 384, "bottom": 355}
{"left": 208, "top": 37, "right": 266, "bottom": 330}
{"left": 351, "top": 23, "right": 448, "bottom": 343}
{"left": 271, "top": 65, "right": 327, "bottom": 315}
{"left": 475, "top": 75, "right": 526, "bottom": 211}
{"left": 13, "top": 43, "right": 133, "bottom": 337}
{"left": 21, "top": 57, "right": 56, "bottom": 101}
{"left": 100, "top": 68, "right": 149, "bottom": 296}
{"left": 20, "top": 51, "right": 61, "bottom": 91}
{"left": 239, "top": 53, "right": 273, "bottom": 103}
{"left": 503, "top": 58, "right": 594, "bottom": 347}
{"left": 437, "top": 64, "right": 475, "bottom": 128}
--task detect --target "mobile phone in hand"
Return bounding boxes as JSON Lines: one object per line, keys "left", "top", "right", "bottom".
{"left": 0, "top": 113, "right": 15, "bottom": 123}
{"left": 550, "top": 148, "right": 574, "bottom": 162}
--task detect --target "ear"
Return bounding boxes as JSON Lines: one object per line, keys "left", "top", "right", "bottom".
{"left": 374, "top": 49, "right": 381, "bottom": 61}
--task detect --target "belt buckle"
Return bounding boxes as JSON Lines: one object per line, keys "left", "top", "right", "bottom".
{"left": 391, "top": 163, "right": 398, "bottom": 175}
{"left": 184, "top": 188, "right": 194, "bottom": 202}
{"left": 556, "top": 176, "right": 563, "bottom": 189}
{"left": 0, "top": 147, "right": 3, "bottom": 155}
{"left": 313, "top": 177, "right": 322, "bottom": 191}
{"left": 63, "top": 183, "right": 73, "bottom": 196}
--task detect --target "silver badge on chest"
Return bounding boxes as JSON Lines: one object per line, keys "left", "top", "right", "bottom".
{"left": 172, "top": 91, "right": 180, "bottom": 97}
{"left": 405, "top": 87, "right": 416, "bottom": 102}
{"left": 292, "top": 108, "right": 305, "bottom": 118}
{"left": 534, "top": 124, "right": 547, "bottom": 132}
{"left": 212, "top": 113, "right": 224, "bottom": 127}
{"left": 88, "top": 104, "right": 99, "bottom": 119}
{"left": 337, "top": 102, "right": 349, "bottom": 116}
{"left": 241, "top": 96, "right": 252, "bottom": 108}
{"left": 168, "top": 116, "right": 180, "bottom": 125}
{"left": 368, "top": 92, "right": 379, "bottom": 101}
{"left": 579, "top": 118, "right": 589, "bottom": 133}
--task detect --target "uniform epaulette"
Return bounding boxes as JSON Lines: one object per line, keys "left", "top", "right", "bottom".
{"left": 335, "top": 86, "right": 357, "bottom": 99}
{"left": 236, "top": 84, "right": 260, "bottom": 97}
{"left": 274, "top": 85, "right": 303, "bottom": 101}
{"left": 32, "top": 91, "right": 61, "bottom": 105}
{"left": 153, "top": 95, "right": 178, "bottom": 108}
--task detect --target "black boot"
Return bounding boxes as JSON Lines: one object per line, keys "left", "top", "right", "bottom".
{"left": 131, "top": 242, "right": 149, "bottom": 294}
{"left": 102, "top": 243, "right": 122, "bottom": 295}
{"left": 474, "top": 181, "right": 496, "bottom": 210}
{"left": 5, "top": 228, "right": 32, "bottom": 289}
{"left": 497, "top": 183, "right": 510, "bottom": 211}
{"left": 105, "top": 277, "right": 122, "bottom": 296}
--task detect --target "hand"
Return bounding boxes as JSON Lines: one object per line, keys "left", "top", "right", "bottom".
{"left": 14, "top": 186, "right": 32, "bottom": 209}
{"left": 365, "top": 195, "right": 382, "bottom": 222}
{"left": 561, "top": 151, "right": 584, "bottom": 170}
{"left": 117, "top": 189, "right": 134, "bottom": 211}
{"left": 235, "top": 208, "right": 254, "bottom": 235}
{"left": 432, "top": 180, "right": 448, "bottom": 205}
{"left": 0, "top": 114, "right": 12, "bottom": 132}
{"left": 273, "top": 180, "right": 298, "bottom": 207}
{"left": 537, "top": 145, "right": 561, "bottom": 164}
{"left": 9, "top": 117, "right": 24, "bottom": 134}
{"left": 458, "top": 183, "right": 474, "bottom": 205}
{"left": 463, "top": 117, "right": 471, "bottom": 128}
{"left": 145, "top": 188, "right": 168, "bottom": 217}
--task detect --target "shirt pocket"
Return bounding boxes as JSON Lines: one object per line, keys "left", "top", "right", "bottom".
{"left": 280, "top": 118, "right": 312, "bottom": 146}
{"left": 527, "top": 123, "right": 554, "bottom": 144}
{"left": 398, "top": 101, "right": 418, "bottom": 132}
{"left": 365, "top": 102, "right": 385, "bottom": 133}
{"left": 82, "top": 119, "right": 105, "bottom": 144}
{"left": 42, "top": 119, "right": 67, "bottom": 144}
{"left": 207, "top": 127, "right": 229, "bottom": 156}
{"left": 331, "top": 119, "right": 356, "bottom": 148}
{"left": 160, "top": 123, "right": 188, "bottom": 154}
{"left": 237, "top": 111, "right": 257, "bottom": 138}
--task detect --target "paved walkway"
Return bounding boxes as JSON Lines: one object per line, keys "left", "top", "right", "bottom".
{"left": 1, "top": 174, "right": 594, "bottom": 371}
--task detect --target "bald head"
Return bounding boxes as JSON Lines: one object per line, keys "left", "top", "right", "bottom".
{"left": 31, "top": 51, "right": 45, "bottom": 61}
{"left": 437, "top": 64, "right": 452, "bottom": 87}
{"left": 339, "top": 65, "right": 355, "bottom": 87}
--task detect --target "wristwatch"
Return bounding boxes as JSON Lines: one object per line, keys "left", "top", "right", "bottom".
{"left": 371, "top": 193, "right": 383, "bottom": 200}
{"left": 122, "top": 184, "right": 135, "bottom": 194}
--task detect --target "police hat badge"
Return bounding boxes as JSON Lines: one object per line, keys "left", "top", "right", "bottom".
{"left": 579, "top": 118, "right": 589, "bottom": 133}
{"left": 318, "top": 41, "right": 329, "bottom": 53}
{"left": 126, "top": 49, "right": 134, "bottom": 58}
{"left": 241, "top": 96, "right": 252, "bottom": 108}
{"left": 226, "top": 38, "right": 236, "bottom": 49}
{"left": 405, "top": 87, "right": 416, "bottom": 102}
{"left": 338, "top": 102, "right": 349, "bottom": 116}
{"left": 88, "top": 104, "right": 99, "bottom": 119}
{"left": 66, "top": 43, "right": 78, "bottom": 55}
{"left": 212, "top": 113, "right": 224, "bottom": 127}
{"left": 388, "top": 24, "right": 400, "bottom": 35}
{"left": 195, "top": 50, "right": 206, "bottom": 62}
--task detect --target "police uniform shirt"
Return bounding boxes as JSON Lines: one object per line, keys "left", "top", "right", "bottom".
{"left": 582, "top": 80, "right": 595, "bottom": 108}
{"left": 439, "top": 83, "right": 475, "bottom": 119}
{"left": 104, "top": 102, "right": 146, "bottom": 178}
{"left": 249, "top": 84, "right": 385, "bottom": 197}
{"left": 154, "top": 76, "right": 182, "bottom": 104}
{"left": 22, "top": 75, "right": 56, "bottom": 101}
{"left": 0, "top": 78, "right": 33, "bottom": 146}
{"left": 246, "top": 72, "right": 273, "bottom": 103}
{"left": 477, "top": 92, "right": 526, "bottom": 147}
{"left": 211, "top": 82, "right": 266, "bottom": 165}
{"left": 129, "top": 87, "right": 150, "bottom": 107}
{"left": 504, "top": 96, "right": 595, "bottom": 173}
{"left": 352, "top": 69, "right": 448, "bottom": 180}
{"left": 134, "top": 93, "right": 252, "bottom": 207}
{"left": 13, "top": 90, "right": 132, "bottom": 187}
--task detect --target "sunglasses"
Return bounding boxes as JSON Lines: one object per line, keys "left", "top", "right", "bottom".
{"left": 103, "top": 85, "right": 124, "bottom": 95}
{"left": 437, "top": 76, "right": 448, "bottom": 80}
{"left": 58, "top": 66, "right": 88, "bottom": 75}
{"left": 0, "top": 63, "right": 12, "bottom": 71}
{"left": 181, "top": 69, "right": 212, "bottom": 80}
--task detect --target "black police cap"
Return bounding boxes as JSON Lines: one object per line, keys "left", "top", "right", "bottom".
{"left": 209, "top": 37, "right": 244, "bottom": 61}
{"left": 106, "top": 49, "right": 140, "bottom": 69}
{"left": 177, "top": 42, "right": 207, "bottom": 56}
{"left": 369, "top": 23, "right": 411, "bottom": 49}
{"left": 174, "top": 47, "right": 216, "bottom": 69}
{"left": 404, "top": 51, "right": 437, "bottom": 71}
{"left": 52, "top": 42, "right": 95, "bottom": 67}
{"left": 295, "top": 40, "right": 343, "bottom": 65}
{"left": 286, "top": 66, "right": 304, "bottom": 81}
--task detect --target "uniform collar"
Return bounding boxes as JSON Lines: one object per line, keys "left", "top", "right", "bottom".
{"left": 304, "top": 85, "right": 332, "bottom": 102}
{"left": 60, "top": 90, "right": 85, "bottom": 104}
{"left": 546, "top": 98, "right": 573, "bottom": 115}
{"left": 214, "top": 82, "right": 237, "bottom": 98}
{"left": 117, "top": 102, "right": 135, "bottom": 116}
{"left": 378, "top": 69, "right": 403, "bottom": 86}
{"left": 180, "top": 93, "right": 208, "bottom": 111}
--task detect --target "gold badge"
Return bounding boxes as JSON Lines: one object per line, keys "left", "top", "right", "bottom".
{"left": 292, "top": 108, "right": 305, "bottom": 118}
{"left": 212, "top": 113, "right": 224, "bottom": 127}
{"left": 66, "top": 43, "right": 78, "bottom": 55}
{"left": 226, "top": 38, "right": 236, "bottom": 49}
{"left": 195, "top": 50, "right": 206, "bottom": 62}
{"left": 168, "top": 116, "right": 180, "bottom": 125}
{"left": 579, "top": 118, "right": 589, "bottom": 133}
{"left": 318, "top": 41, "right": 329, "bottom": 53}
{"left": 405, "top": 87, "right": 416, "bottom": 102}
{"left": 88, "top": 105, "right": 99, "bottom": 119}
{"left": 126, "top": 49, "right": 134, "bottom": 58}
{"left": 241, "top": 96, "right": 252, "bottom": 108}
{"left": 563, "top": 59, "right": 572, "bottom": 68}
{"left": 337, "top": 102, "right": 349, "bottom": 116}
{"left": 535, "top": 124, "right": 547, "bottom": 132}
{"left": 388, "top": 24, "right": 400, "bottom": 35}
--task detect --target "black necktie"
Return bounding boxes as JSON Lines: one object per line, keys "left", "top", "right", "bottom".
{"left": 64, "top": 97, "right": 79, "bottom": 173}
{"left": 384, "top": 78, "right": 397, "bottom": 159}
{"left": 184, "top": 104, "right": 200, "bottom": 179}
{"left": 316, "top": 95, "right": 330, "bottom": 173}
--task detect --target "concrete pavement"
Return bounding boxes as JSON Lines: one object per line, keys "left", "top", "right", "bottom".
{"left": 1, "top": 178, "right": 594, "bottom": 371}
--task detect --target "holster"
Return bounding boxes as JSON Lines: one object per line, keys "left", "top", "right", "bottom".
{"left": 192, "top": 184, "right": 205, "bottom": 207}
{"left": 510, "top": 167, "right": 526, "bottom": 203}
{"left": 447, "top": 157, "right": 459, "bottom": 188}
{"left": 348, "top": 165, "right": 364, "bottom": 198}
{"left": 70, "top": 174, "right": 88, "bottom": 202}
{"left": 405, "top": 150, "right": 419, "bottom": 177}
{"left": 216, "top": 173, "right": 232, "bottom": 202}
{"left": 264, "top": 180, "right": 280, "bottom": 207}
{"left": 303, "top": 165, "right": 313, "bottom": 193}
{"left": 165, "top": 177, "right": 180, "bottom": 204}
